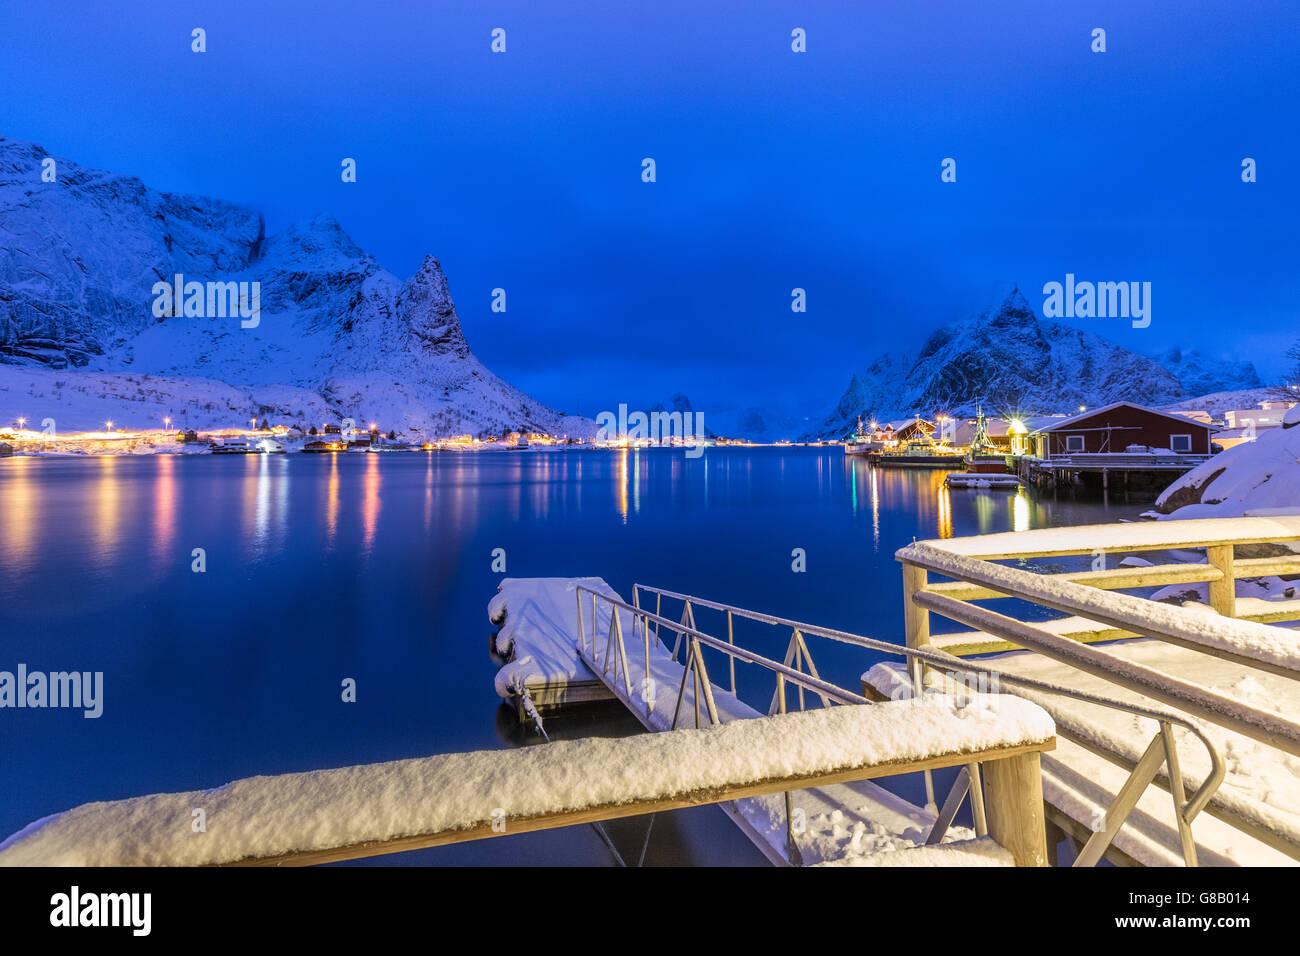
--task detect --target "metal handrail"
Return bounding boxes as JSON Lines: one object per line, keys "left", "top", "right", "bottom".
{"left": 576, "top": 585, "right": 866, "bottom": 709}
{"left": 628, "top": 583, "right": 1231, "bottom": 865}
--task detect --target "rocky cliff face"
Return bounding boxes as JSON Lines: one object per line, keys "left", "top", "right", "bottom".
{"left": 0, "top": 137, "right": 263, "bottom": 368}
{"left": 807, "top": 287, "right": 1200, "bottom": 439}
{"left": 0, "top": 137, "right": 590, "bottom": 438}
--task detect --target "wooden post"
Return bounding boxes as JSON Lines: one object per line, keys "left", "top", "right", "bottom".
{"left": 1207, "top": 545, "right": 1236, "bottom": 618}
{"left": 902, "top": 562, "right": 931, "bottom": 690}
{"left": 982, "top": 752, "right": 1048, "bottom": 867}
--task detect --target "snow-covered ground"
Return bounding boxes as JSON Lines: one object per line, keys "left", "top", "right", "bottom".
{"left": 1160, "top": 388, "right": 1294, "bottom": 421}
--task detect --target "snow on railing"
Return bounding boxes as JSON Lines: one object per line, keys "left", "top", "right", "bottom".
{"left": 894, "top": 515, "right": 1300, "bottom": 862}
{"left": 0, "top": 700, "right": 1055, "bottom": 868}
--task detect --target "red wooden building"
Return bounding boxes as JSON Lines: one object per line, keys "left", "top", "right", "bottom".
{"left": 1028, "top": 401, "right": 1215, "bottom": 459}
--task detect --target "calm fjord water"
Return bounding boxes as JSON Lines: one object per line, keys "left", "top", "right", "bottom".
{"left": 0, "top": 448, "right": 1135, "bottom": 864}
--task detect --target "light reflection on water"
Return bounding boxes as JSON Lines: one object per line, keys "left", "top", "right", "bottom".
{"left": 0, "top": 448, "right": 1137, "bottom": 864}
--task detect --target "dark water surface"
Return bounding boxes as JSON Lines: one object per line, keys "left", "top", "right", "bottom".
{"left": 0, "top": 448, "right": 1138, "bottom": 864}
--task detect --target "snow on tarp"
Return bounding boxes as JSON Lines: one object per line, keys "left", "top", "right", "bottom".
{"left": 0, "top": 698, "right": 1054, "bottom": 866}
{"left": 865, "top": 652, "right": 1300, "bottom": 866}
{"left": 489, "top": 577, "right": 614, "bottom": 699}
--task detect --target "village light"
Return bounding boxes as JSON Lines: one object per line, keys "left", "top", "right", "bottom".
{"left": 105, "top": 420, "right": 113, "bottom": 430}
{"left": 16, "top": 417, "right": 25, "bottom": 428}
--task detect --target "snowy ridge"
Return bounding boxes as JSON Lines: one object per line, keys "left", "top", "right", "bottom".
{"left": 0, "top": 137, "right": 593, "bottom": 440}
{"left": 0, "top": 698, "right": 1053, "bottom": 866}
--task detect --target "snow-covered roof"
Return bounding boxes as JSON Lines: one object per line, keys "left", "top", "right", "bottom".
{"left": 887, "top": 418, "right": 933, "bottom": 432}
{"left": 1029, "top": 401, "right": 1216, "bottom": 435}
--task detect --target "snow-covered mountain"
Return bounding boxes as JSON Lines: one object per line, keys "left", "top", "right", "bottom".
{"left": 1154, "top": 347, "right": 1260, "bottom": 397}
{"left": 805, "top": 286, "right": 1190, "bottom": 439}
{"left": 0, "top": 136, "right": 592, "bottom": 439}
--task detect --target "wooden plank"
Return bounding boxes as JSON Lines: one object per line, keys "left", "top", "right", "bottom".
{"left": 925, "top": 563, "right": 1223, "bottom": 601}
{"left": 912, "top": 515, "right": 1300, "bottom": 560}
{"left": 1235, "top": 556, "right": 1300, "bottom": 578}
{"left": 221, "top": 739, "right": 1056, "bottom": 867}
{"left": 929, "top": 626, "right": 1134, "bottom": 657}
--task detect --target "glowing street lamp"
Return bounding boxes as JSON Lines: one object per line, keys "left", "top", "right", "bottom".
{"left": 163, "top": 417, "right": 171, "bottom": 429}
{"left": 16, "top": 417, "right": 25, "bottom": 429}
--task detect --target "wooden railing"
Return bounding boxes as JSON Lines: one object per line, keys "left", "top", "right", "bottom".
{"left": 896, "top": 514, "right": 1300, "bottom": 862}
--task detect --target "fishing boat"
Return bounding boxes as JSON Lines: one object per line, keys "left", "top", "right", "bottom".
{"left": 843, "top": 416, "right": 875, "bottom": 456}
{"left": 871, "top": 435, "right": 964, "bottom": 468}
{"left": 945, "top": 407, "right": 1021, "bottom": 489}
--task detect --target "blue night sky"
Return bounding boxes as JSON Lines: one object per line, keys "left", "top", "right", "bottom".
{"left": 2, "top": 0, "right": 1297, "bottom": 422}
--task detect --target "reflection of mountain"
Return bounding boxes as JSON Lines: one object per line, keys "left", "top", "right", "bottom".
{"left": 805, "top": 286, "right": 1248, "bottom": 440}
{"left": 0, "top": 136, "right": 592, "bottom": 438}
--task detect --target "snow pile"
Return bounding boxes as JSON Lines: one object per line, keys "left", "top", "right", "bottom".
{"left": 488, "top": 577, "right": 614, "bottom": 699}
{"left": 0, "top": 698, "right": 1053, "bottom": 866}
{"left": 817, "top": 836, "right": 1014, "bottom": 867}
{"left": 1156, "top": 414, "right": 1300, "bottom": 519}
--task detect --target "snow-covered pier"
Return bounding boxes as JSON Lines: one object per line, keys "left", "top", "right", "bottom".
{"left": 490, "top": 515, "right": 1300, "bottom": 867}
{"left": 489, "top": 577, "right": 1060, "bottom": 865}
